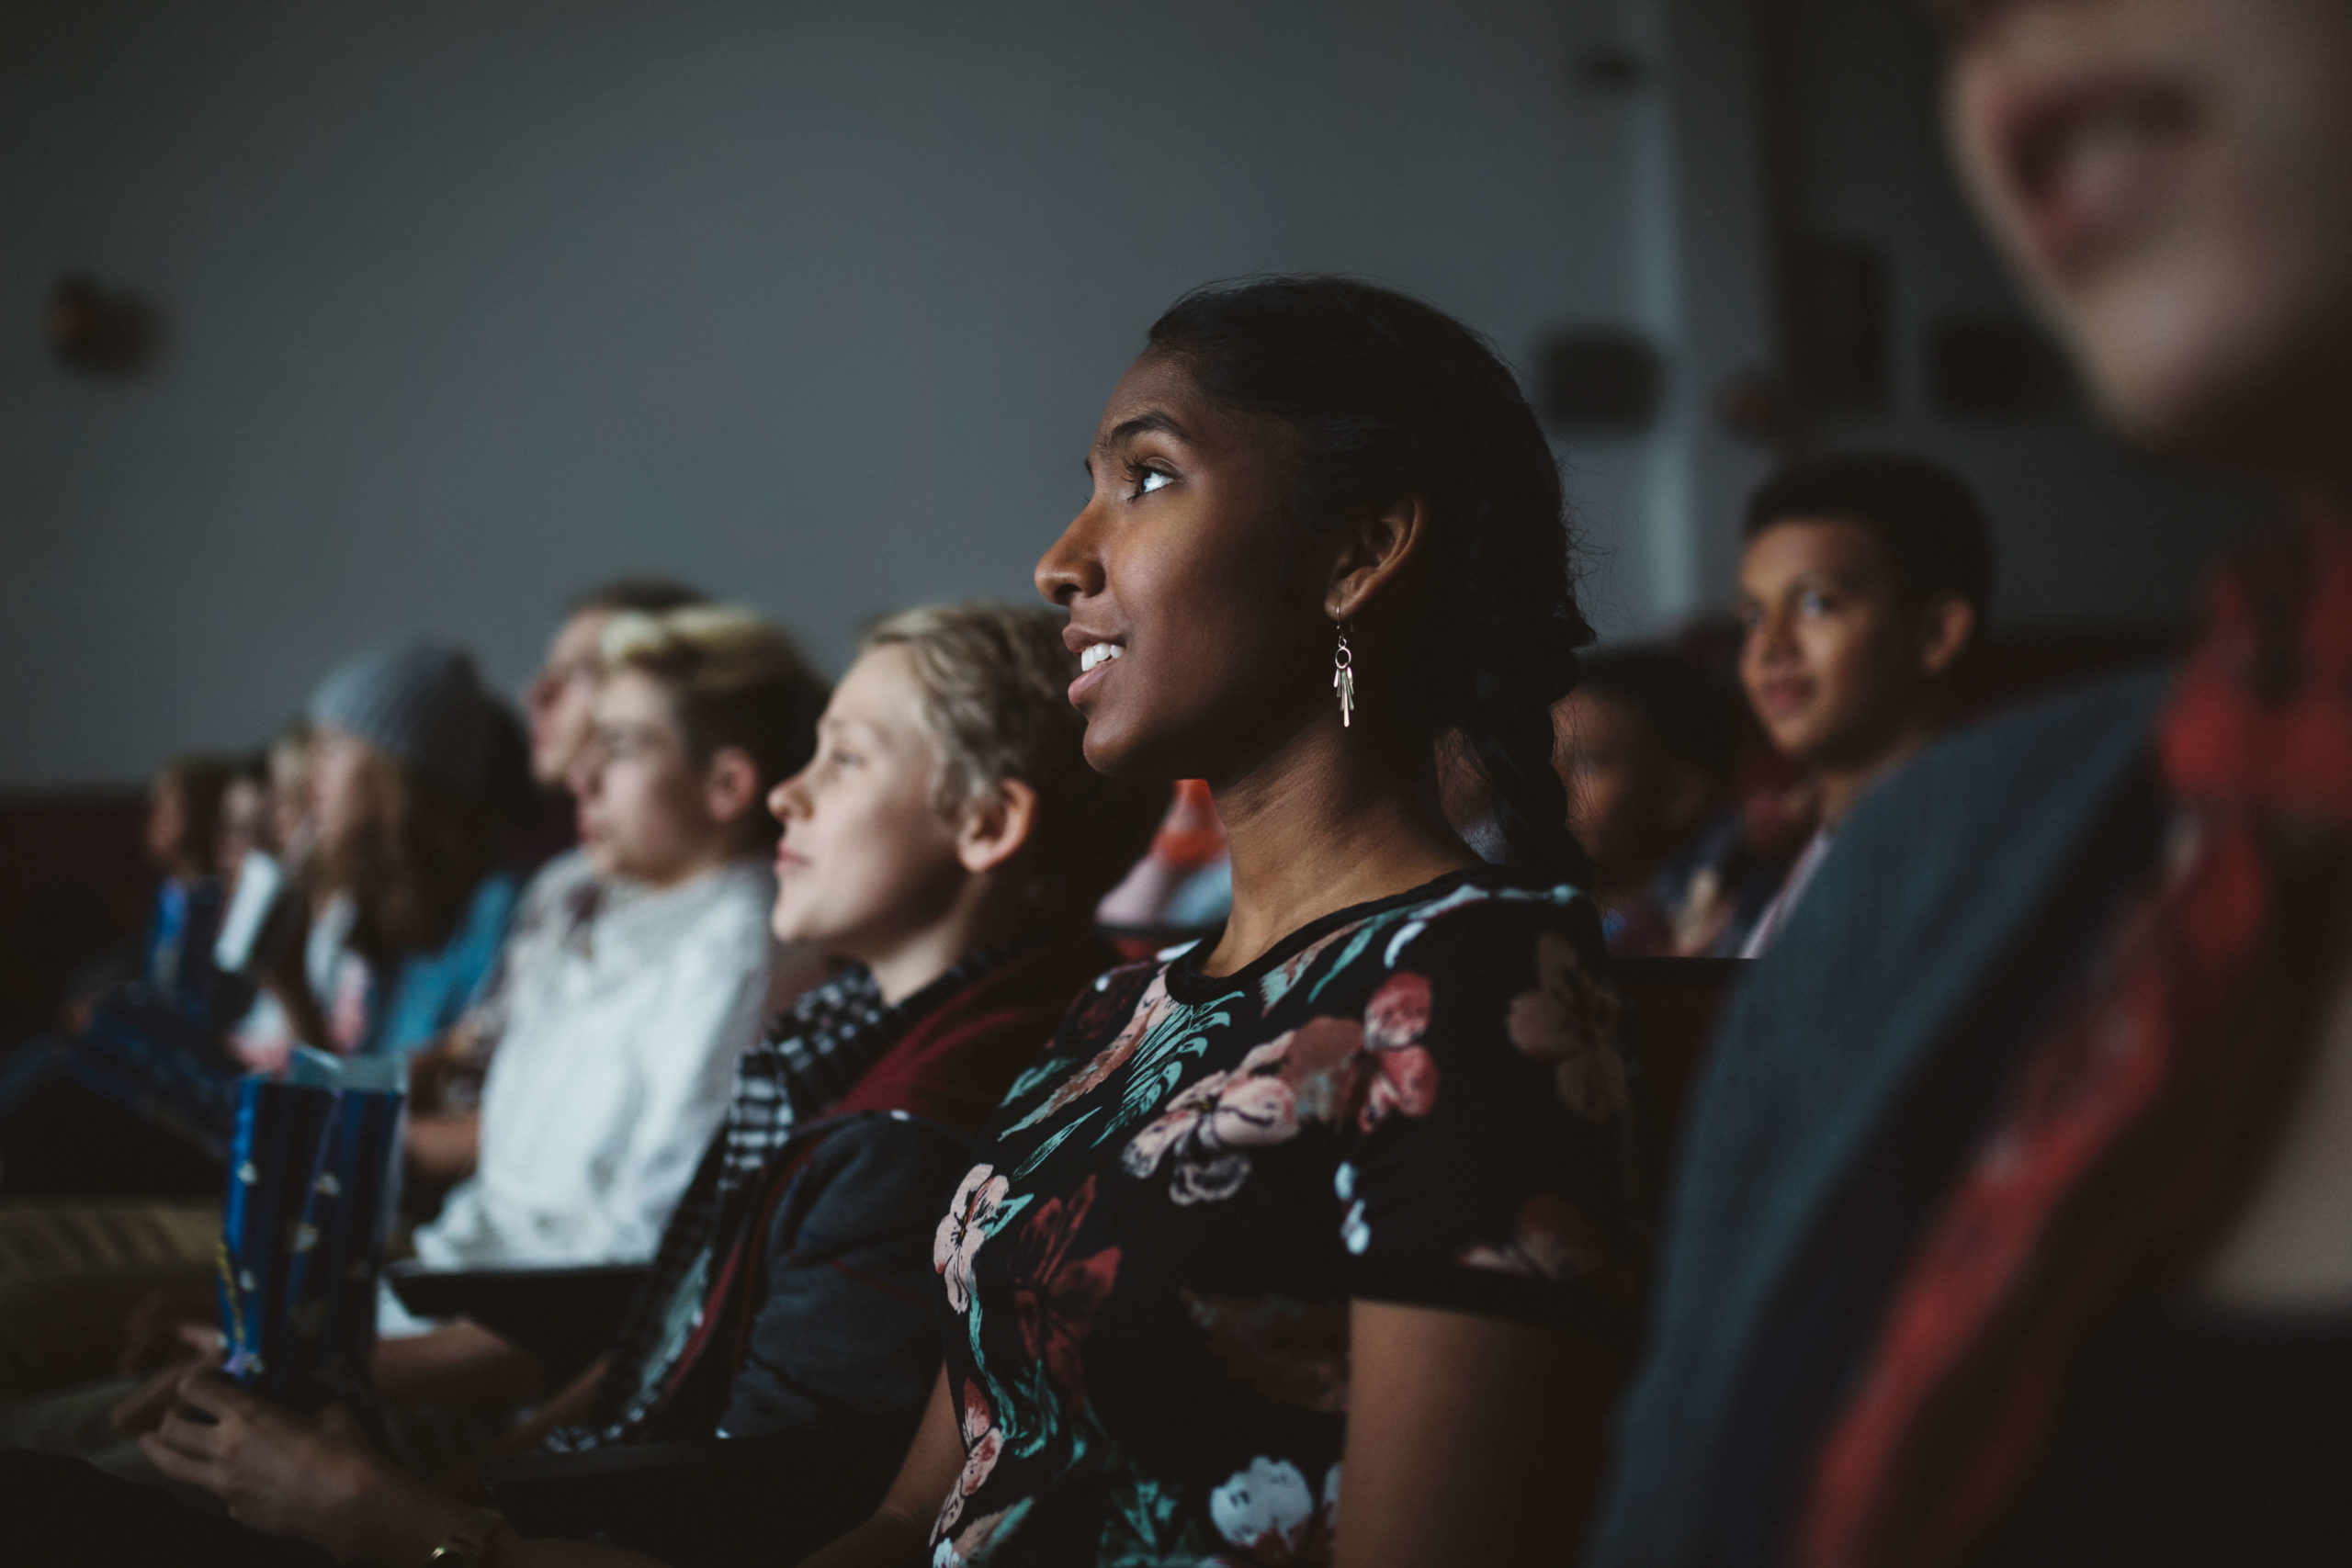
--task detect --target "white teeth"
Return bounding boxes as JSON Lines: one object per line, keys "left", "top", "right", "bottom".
{"left": 1080, "top": 644, "right": 1124, "bottom": 673}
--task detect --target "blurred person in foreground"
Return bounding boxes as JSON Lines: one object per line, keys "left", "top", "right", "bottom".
{"left": 1556, "top": 647, "right": 1744, "bottom": 956}
{"left": 1731, "top": 453, "right": 1993, "bottom": 955}
{"left": 1593, "top": 3, "right": 2352, "bottom": 1565}
{"left": 4, "top": 604, "right": 1167, "bottom": 1568}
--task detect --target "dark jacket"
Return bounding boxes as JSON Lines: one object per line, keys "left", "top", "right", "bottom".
{"left": 717, "top": 1109, "right": 978, "bottom": 1437}
{"left": 491, "top": 936, "right": 1115, "bottom": 1567}
{"left": 1589, "top": 671, "right": 2173, "bottom": 1568}
{"left": 632, "top": 931, "right": 1118, "bottom": 1446}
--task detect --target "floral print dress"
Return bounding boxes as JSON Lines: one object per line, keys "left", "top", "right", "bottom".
{"left": 926, "top": 868, "right": 1643, "bottom": 1566}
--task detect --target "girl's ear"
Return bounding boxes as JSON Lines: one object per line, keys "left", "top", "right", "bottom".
{"left": 702, "top": 746, "right": 764, "bottom": 830}
{"left": 1323, "top": 492, "right": 1430, "bottom": 623}
{"left": 955, "top": 777, "right": 1039, "bottom": 876}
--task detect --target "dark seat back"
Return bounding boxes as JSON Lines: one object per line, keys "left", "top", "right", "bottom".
{"left": 1615, "top": 956, "right": 1747, "bottom": 1188}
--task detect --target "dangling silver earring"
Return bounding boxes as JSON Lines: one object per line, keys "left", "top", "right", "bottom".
{"left": 1332, "top": 622, "right": 1356, "bottom": 728}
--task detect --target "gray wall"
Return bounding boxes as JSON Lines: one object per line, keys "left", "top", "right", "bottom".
{"left": 1776, "top": 0, "right": 2260, "bottom": 620}
{"left": 0, "top": 0, "right": 2257, "bottom": 786}
{"left": 2, "top": 0, "right": 1691, "bottom": 785}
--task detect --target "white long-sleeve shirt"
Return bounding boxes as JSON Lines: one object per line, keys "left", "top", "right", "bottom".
{"left": 396, "top": 856, "right": 775, "bottom": 1296}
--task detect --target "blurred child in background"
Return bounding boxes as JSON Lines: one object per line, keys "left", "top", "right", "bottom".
{"left": 1732, "top": 452, "right": 1992, "bottom": 954}
{"left": 1556, "top": 647, "right": 1743, "bottom": 956}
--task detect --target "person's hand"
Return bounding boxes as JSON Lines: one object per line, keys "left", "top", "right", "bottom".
{"left": 119, "top": 1289, "right": 221, "bottom": 1376}
{"left": 404, "top": 1111, "right": 483, "bottom": 1185}
{"left": 109, "top": 1321, "right": 225, "bottom": 1435}
{"left": 139, "top": 1370, "right": 389, "bottom": 1558}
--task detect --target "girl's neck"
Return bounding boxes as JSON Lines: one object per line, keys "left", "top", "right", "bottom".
{"left": 1202, "top": 713, "right": 1475, "bottom": 978}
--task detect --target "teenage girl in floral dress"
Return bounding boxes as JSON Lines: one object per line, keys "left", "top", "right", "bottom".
{"left": 804, "top": 276, "right": 1645, "bottom": 1568}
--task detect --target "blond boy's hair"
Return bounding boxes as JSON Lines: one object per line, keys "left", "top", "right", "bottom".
{"left": 864, "top": 604, "right": 1170, "bottom": 924}
{"left": 600, "top": 604, "right": 829, "bottom": 820}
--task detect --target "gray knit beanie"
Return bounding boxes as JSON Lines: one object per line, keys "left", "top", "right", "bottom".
{"left": 306, "top": 642, "right": 493, "bottom": 800}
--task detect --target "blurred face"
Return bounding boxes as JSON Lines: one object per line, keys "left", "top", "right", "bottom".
{"left": 1943, "top": 0, "right": 2352, "bottom": 462}
{"left": 766, "top": 646, "right": 968, "bottom": 957}
{"left": 1738, "top": 520, "right": 1936, "bottom": 769}
{"left": 145, "top": 776, "right": 189, "bottom": 872}
{"left": 308, "top": 728, "right": 380, "bottom": 852}
{"left": 570, "top": 669, "right": 741, "bottom": 886}
{"left": 217, "top": 777, "right": 270, "bottom": 877}
{"left": 1558, "top": 691, "right": 1710, "bottom": 894}
{"left": 525, "top": 608, "right": 611, "bottom": 789}
{"left": 1035, "top": 353, "right": 1328, "bottom": 780}
{"left": 269, "top": 746, "right": 314, "bottom": 858}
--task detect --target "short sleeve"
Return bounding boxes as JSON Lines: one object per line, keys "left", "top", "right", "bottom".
{"left": 1334, "top": 896, "right": 1645, "bottom": 1340}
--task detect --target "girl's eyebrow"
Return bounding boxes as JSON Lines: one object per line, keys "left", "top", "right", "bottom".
{"left": 1093, "top": 408, "right": 1191, "bottom": 458}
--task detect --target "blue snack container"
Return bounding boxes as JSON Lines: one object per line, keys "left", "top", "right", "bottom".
{"left": 217, "top": 1048, "right": 404, "bottom": 1409}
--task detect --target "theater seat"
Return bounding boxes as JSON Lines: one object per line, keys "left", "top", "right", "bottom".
{"left": 484, "top": 1418, "right": 910, "bottom": 1568}
{"left": 382, "top": 1259, "right": 650, "bottom": 1388}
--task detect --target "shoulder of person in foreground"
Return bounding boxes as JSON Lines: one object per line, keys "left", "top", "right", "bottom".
{"left": 1588, "top": 666, "right": 2173, "bottom": 1568}
{"left": 1702, "top": 664, "right": 2173, "bottom": 1145}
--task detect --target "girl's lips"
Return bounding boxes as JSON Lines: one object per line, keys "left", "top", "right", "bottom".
{"left": 1068, "top": 653, "right": 1116, "bottom": 708}
{"left": 1994, "top": 74, "right": 2197, "bottom": 279}
{"left": 1754, "top": 680, "right": 1814, "bottom": 718}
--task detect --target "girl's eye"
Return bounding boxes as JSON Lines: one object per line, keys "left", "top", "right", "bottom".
{"left": 1799, "top": 590, "right": 1833, "bottom": 616}
{"left": 1130, "top": 465, "right": 1173, "bottom": 498}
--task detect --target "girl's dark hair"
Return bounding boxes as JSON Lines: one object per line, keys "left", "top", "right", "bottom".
{"left": 319, "top": 748, "right": 496, "bottom": 964}
{"left": 1147, "top": 276, "right": 1594, "bottom": 882}
{"left": 153, "top": 753, "right": 236, "bottom": 878}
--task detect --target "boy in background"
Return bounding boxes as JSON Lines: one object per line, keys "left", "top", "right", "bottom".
{"left": 1733, "top": 453, "right": 1993, "bottom": 953}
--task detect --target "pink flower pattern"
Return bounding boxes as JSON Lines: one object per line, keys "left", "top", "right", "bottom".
{"left": 931, "top": 1499, "right": 1032, "bottom": 1567}
{"left": 1008, "top": 1176, "right": 1122, "bottom": 1399}
{"left": 933, "top": 1164, "right": 1008, "bottom": 1314}
{"left": 1120, "top": 979, "right": 1445, "bottom": 1207}
{"left": 932, "top": 884, "right": 1636, "bottom": 1567}
{"left": 1505, "top": 931, "right": 1628, "bottom": 1119}
{"left": 1122, "top": 1040, "right": 1302, "bottom": 1203}
{"left": 1363, "top": 972, "right": 1430, "bottom": 1049}
{"left": 1459, "top": 1190, "right": 1611, "bottom": 1283}
{"left": 933, "top": 1380, "right": 1005, "bottom": 1537}
{"left": 1204, "top": 1457, "right": 1340, "bottom": 1566}
{"left": 1026, "top": 972, "right": 1176, "bottom": 1123}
